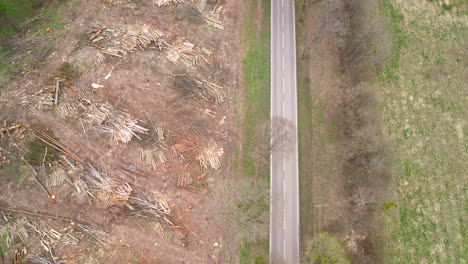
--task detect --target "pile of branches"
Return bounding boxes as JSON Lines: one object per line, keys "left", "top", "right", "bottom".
{"left": 0, "top": 121, "right": 29, "bottom": 141}
{"left": 85, "top": 103, "right": 149, "bottom": 144}
{"left": 139, "top": 147, "right": 167, "bottom": 170}
{"left": 177, "top": 172, "right": 193, "bottom": 187}
{"left": 174, "top": 76, "right": 224, "bottom": 103}
{"left": 128, "top": 195, "right": 173, "bottom": 225}
{"left": 87, "top": 24, "right": 168, "bottom": 61}
{"left": 170, "top": 139, "right": 198, "bottom": 157}
{"left": 31, "top": 129, "right": 178, "bottom": 230}
{"left": 101, "top": 0, "right": 141, "bottom": 8}
{"left": 166, "top": 41, "right": 197, "bottom": 67}
{"left": 198, "top": 1, "right": 224, "bottom": 30}
{"left": 198, "top": 144, "right": 224, "bottom": 170}
{"left": 152, "top": 0, "right": 190, "bottom": 7}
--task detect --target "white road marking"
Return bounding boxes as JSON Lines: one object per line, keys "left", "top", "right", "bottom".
{"left": 282, "top": 76, "right": 285, "bottom": 94}
{"left": 283, "top": 158, "right": 286, "bottom": 171}
{"left": 282, "top": 34, "right": 284, "bottom": 50}
{"left": 283, "top": 239, "right": 286, "bottom": 262}
{"left": 282, "top": 55, "right": 285, "bottom": 70}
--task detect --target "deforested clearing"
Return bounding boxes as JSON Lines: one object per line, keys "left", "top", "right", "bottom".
{"left": 0, "top": 0, "right": 251, "bottom": 263}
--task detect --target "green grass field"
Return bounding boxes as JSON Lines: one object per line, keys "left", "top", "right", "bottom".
{"left": 236, "top": 0, "right": 271, "bottom": 262}
{"left": 377, "top": 1, "right": 466, "bottom": 262}
{"left": 241, "top": 0, "right": 271, "bottom": 179}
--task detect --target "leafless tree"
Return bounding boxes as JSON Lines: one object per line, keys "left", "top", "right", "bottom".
{"left": 256, "top": 117, "right": 296, "bottom": 164}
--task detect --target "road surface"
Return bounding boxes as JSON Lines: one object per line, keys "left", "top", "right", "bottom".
{"left": 270, "top": 0, "right": 299, "bottom": 263}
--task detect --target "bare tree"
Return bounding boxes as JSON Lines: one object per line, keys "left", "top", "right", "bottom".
{"left": 256, "top": 117, "right": 296, "bottom": 164}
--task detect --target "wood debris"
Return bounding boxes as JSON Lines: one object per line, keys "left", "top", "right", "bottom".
{"left": 101, "top": 0, "right": 140, "bottom": 8}
{"left": 139, "top": 148, "right": 158, "bottom": 170}
{"left": 166, "top": 41, "right": 198, "bottom": 67}
{"left": 46, "top": 168, "right": 67, "bottom": 188}
{"left": 0, "top": 218, "right": 30, "bottom": 248}
{"left": 83, "top": 164, "right": 113, "bottom": 193}
{"left": 1, "top": 121, "right": 29, "bottom": 141}
{"left": 174, "top": 76, "right": 224, "bottom": 104}
{"left": 170, "top": 139, "right": 198, "bottom": 157}
{"left": 194, "top": 78, "right": 224, "bottom": 103}
{"left": 177, "top": 172, "right": 193, "bottom": 187}
{"left": 87, "top": 24, "right": 168, "bottom": 61}
{"left": 128, "top": 195, "right": 173, "bottom": 225}
{"left": 113, "top": 182, "right": 133, "bottom": 201}
{"left": 152, "top": 0, "right": 190, "bottom": 7}
{"left": 27, "top": 255, "right": 66, "bottom": 264}
{"left": 85, "top": 103, "right": 149, "bottom": 144}
{"left": 202, "top": 5, "right": 224, "bottom": 30}
{"left": 198, "top": 144, "right": 223, "bottom": 170}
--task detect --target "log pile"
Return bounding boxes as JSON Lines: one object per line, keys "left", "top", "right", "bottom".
{"left": 198, "top": 144, "right": 224, "bottom": 170}
{"left": 174, "top": 76, "right": 224, "bottom": 103}
{"left": 129, "top": 195, "right": 173, "bottom": 225}
{"left": 139, "top": 147, "right": 167, "bottom": 170}
{"left": 87, "top": 25, "right": 168, "bottom": 61}
{"left": 170, "top": 139, "right": 198, "bottom": 157}
{"left": 152, "top": 0, "right": 190, "bottom": 7}
{"left": 114, "top": 182, "right": 133, "bottom": 201}
{"left": 85, "top": 103, "right": 149, "bottom": 144}
{"left": 166, "top": 41, "right": 197, "bottom": 67}
{"left": 202, "top": 5, "right": 224, "bottom": 30}
{"left": 194, "top": 78, "right": 225, "bottom": 103}
{"left": 177, "top": 172, "right": 193, "bottom": 187}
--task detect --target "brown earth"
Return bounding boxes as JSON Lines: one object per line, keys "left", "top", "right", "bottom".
{"left": 0, "top": 0, "right": 247, "bottom": 263}
{"left": 297, "top": 0, "right": 391, "bottom": 263}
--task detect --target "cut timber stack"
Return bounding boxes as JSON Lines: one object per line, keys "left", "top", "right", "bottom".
{"left": 152, "top": 0, "right": 190, "bottom": 7}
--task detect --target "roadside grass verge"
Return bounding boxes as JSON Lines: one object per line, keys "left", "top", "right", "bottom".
{"left": 241, "top": 0, "right": 271, "bottom": 179}
{"left": 377, "top": 1, "right": 467, "bottom": 263}
{"left": 235, "top": 0, "right": 271, "bottom": 262}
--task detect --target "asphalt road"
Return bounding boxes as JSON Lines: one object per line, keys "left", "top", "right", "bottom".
{"left": 270, "top": 0, "right": 299, "bottom": 263}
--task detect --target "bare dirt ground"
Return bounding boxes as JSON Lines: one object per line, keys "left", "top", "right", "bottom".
{"left": 0, "top": 0, "right": 246, "bottom": 263}
{"left": 297, "top": 0, "right": 391, "bottom": 263}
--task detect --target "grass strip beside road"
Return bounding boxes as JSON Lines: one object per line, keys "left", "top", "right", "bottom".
{"left": 378, "top": 1, "right": 466, "bottom": 263}
{"left": 236, "top": 0, "right": 271, "bottom": 263}
{"left": 241, "top": 0, "right": 271, "bottom": 179}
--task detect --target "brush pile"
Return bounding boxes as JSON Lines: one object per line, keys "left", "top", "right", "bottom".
{"left": 198, "top": 144, "right": 223, "bottom": 170}
{"left": 0, "top": 121, "right": 28, "bottom": 141}
{"left": 174, "top": 76, "right": 224, "bottom": 103}
{"left": 87, "top": 24, "right": 168, "bottom": 61}
{"left": 101, "top": 0, "right": 140, "bottom": 8}
{"left": 166, "top": 41, "right": 197, "bottom": 67}
{"left": 113, "top": 182, "right": 133, "bottom": 201}
{"left": 202, "top": 5, "right": 224, "bottom": 30}
{"left": 56, "top": 86, "right": 90, "bottom": 118}
{"left": 139, "top": 147, "right": 167, "bottom": 170}
{"left": 152, "top": 0, "right": 190, "bottom": 7}
{"left": 83, "top": 164, "right": 114, "bottom": 193}
{"left": 177, "top": 172, "right": 193, "bottom": 187}
{"left": 85, "top": 103, "right": 148, "bottom": 144}
{"left": 27, "top": 255, "right": 66, "bottom": 264}
{"left": 129, "top": 195, "right": 173, "bottom": 225}
{"left": 170, "top": 139, "right": 198, "bottom": 157}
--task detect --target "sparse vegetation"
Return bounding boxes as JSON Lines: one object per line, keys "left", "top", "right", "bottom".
{"left": 377, "top": 1, "right": 466, "bottom": 263}
{"left": 0, "top": 0, "right": 66, "bottom": 86}
{"left": 24, "top": 137, "right": 56, "bottom": 166}
{"left": 303, "top": 232, "right": 350, "bottom": 264}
